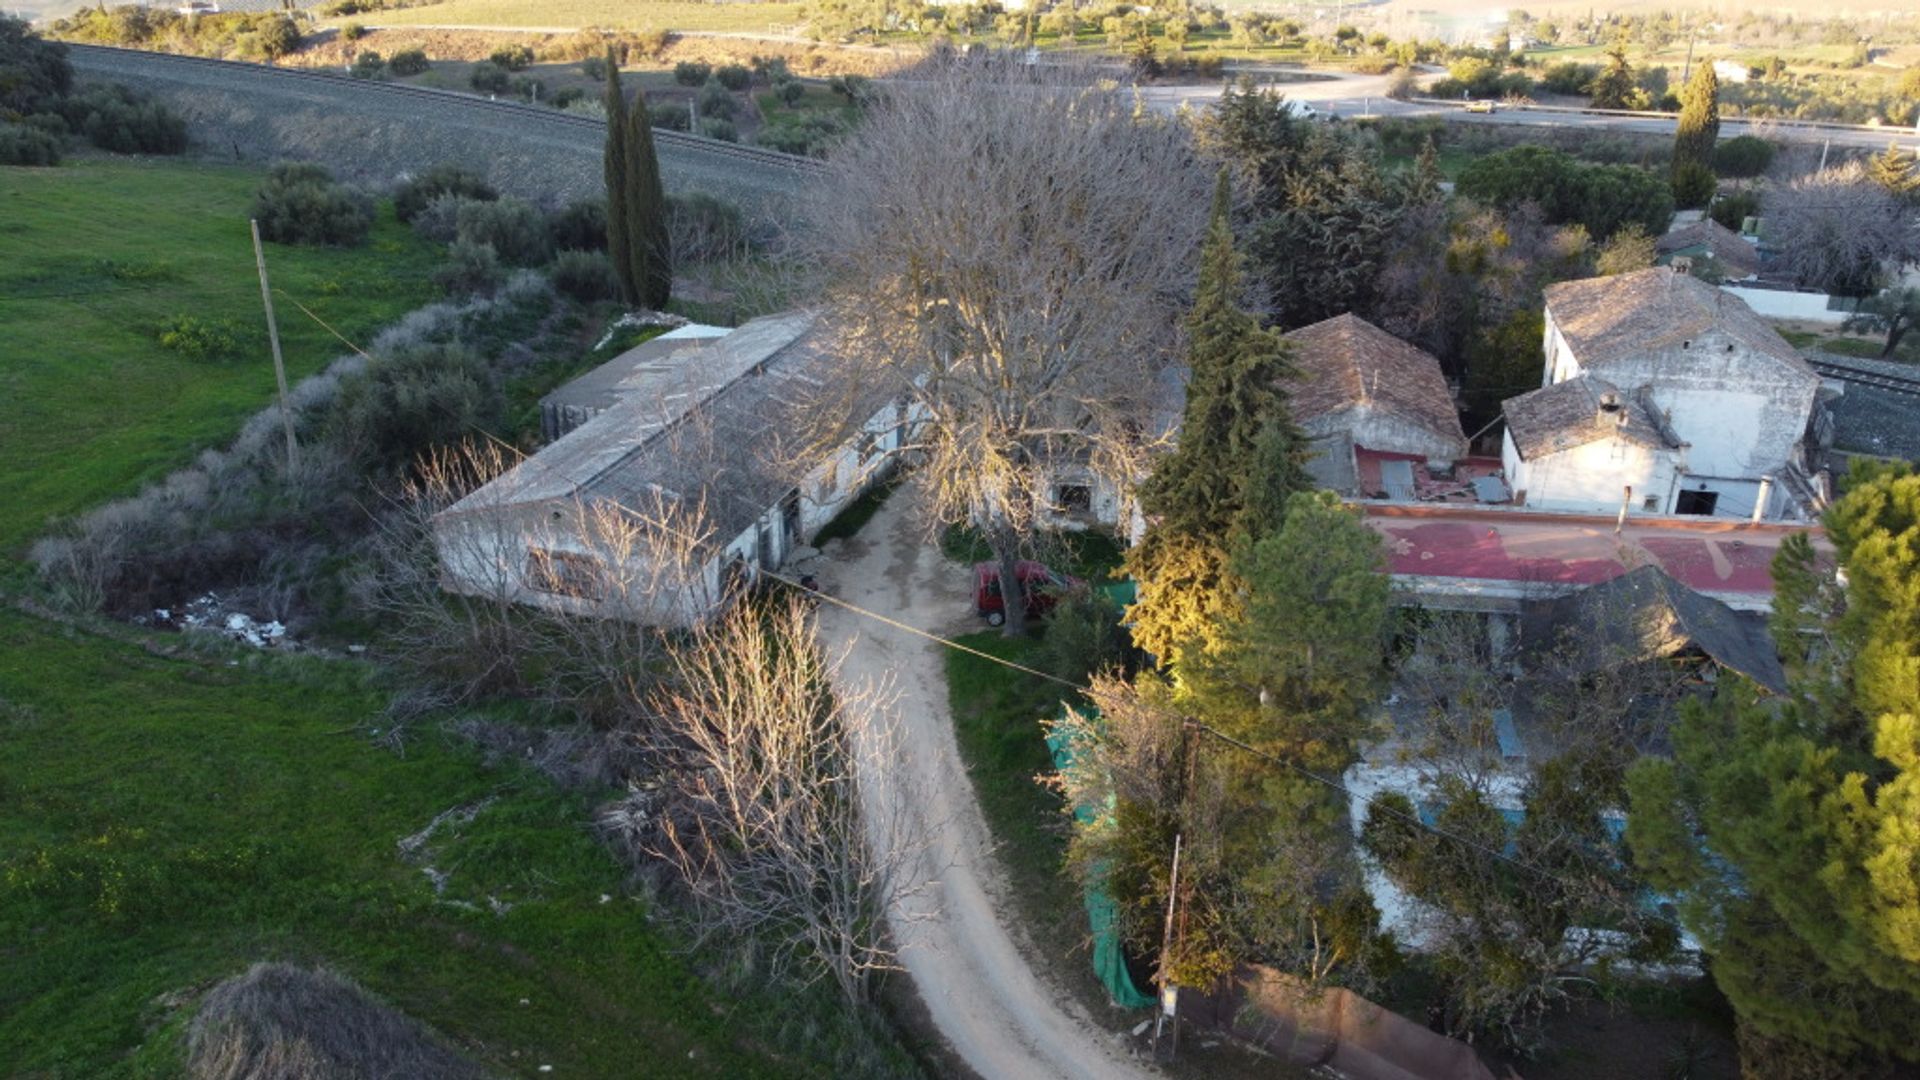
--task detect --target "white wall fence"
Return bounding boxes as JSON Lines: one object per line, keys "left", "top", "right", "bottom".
{"left": 1720, "top": 284, "right": 1854, "bottom": 325}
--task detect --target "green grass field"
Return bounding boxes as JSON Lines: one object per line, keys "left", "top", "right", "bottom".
{"left": 0, "top": 159, "right": 442, "bottom": 555}
{"left": 366, "top": 0, "right": 805, "bottom": 32}
{"left": 0, "top": 608, "right": 813, "bottom": 1077}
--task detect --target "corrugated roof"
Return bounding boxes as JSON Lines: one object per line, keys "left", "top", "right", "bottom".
{"left": 540, "top": 324, "right": 730, "bottom": 417}
{"left": 1284, "top": 313, "right": 1466, "bottom": 452}
{"left": 1503, "top": 375, "right": 1682, "bottom": 460}
{"left": 445, "top": 312, "right": 895, "bottom": 548}
{"left": 1544, "top": 267, "right": 1810, "bottom": 374}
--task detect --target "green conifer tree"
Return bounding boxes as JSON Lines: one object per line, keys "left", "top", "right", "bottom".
{"left": 1124, "top": 171, "right": 1309, "bottom": 667}
{"left": 1671, "top": 62, "right": 1719, "bottom": 206}
{"left": 626, "top": 86, "right": 673, "bottom": 309}
{"left": 1627, "top": 462, "right": 1920, "bottom": 1076}
{"left": 1588, "top": 44, "right": 1643, "bottom": 110}
{"left": 1869, "top": 142, "right": 1920, "bottom": 201}
{"left": 602, "top": 50, "right": 637, "bottom": 306}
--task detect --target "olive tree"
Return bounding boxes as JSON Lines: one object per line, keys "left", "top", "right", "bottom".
{"left": 800, "top": 52, "right": 1210, "bottom": 634}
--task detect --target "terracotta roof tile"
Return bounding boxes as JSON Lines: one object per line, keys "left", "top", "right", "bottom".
{"left": 1284, "top": 313, "right": 1465, "bottom": 449}
{"left": 1543, "top": 267, "right": 1809, "bottom": 373}
{"left": 1503, "top": 375, "right": 1681, "bottom": 460}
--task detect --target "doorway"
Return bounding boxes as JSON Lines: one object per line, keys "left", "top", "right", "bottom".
{"left": 1675, "top": 489, "right": 1719, "bottom": 516}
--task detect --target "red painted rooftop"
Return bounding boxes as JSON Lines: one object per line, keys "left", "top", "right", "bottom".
{"left": 1360, "top": 504, "right": 1827, "bottom": 598}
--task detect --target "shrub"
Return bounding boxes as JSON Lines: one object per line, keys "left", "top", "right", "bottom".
{"left": 0, "top": 12, "right": 74, "bottom": 115}
{"left": 698, "top": 117, "right": 737, "bottom": 142}
{"left": 1671, "top": 162, "right": 1717, "bottom": 209}
{"left": 395, "top": 163, "right": 497, "bottom": 222}
{"left": 579, "top": 55, "right": 606, "bottom": 80}
{"left": 341, "top": 22, "right": 365, "bottom": 40}
{"left": 350, "top": 51, "right": 384, "bottom": 79}
{"left": 489, "top": 43, "right": 534, "bottom": 71}
{"left": 547, "top": 198, "right": 606, "bottom": 252}
{"left": 156, "top": 314, "right": 241, "bottom": 359}
{"left": 550, "top": 86, "right": 584, "bottom": 109}
{"left": 1708, "top": 188, "right": 1762, "bottom": 232}
{"left": 0, "top": 123, "right": 61, "bottom": 166}
{"left": 1713, "top": 135, "right": 1775, "bottom": 178}
{"left": 828, "top": 73, "right": 871, "bottom": 102}
{"left": 251, "top": 163, "right": 372, "bottom": 247}
{"left": 775, "top": 79, "right": 806, "bottom": 107}
{"left": 1042, "top": 588, "right": 1129, "bottom": 684}
{"left": 388, "top": 48, "right": 429, "bottom": 76}
{"left": 548, "top": 248, "right": 619, "bottom": 302}
{"left": 468, "top": 61, "right": 510, "bottom": 94}
{"left": 409, "top": 193, "right": 482, "bottom": 243}
{"left": 754, "top": 113, "right": 844, "bottom": 157}
{"left": 326, "top": 340, "right": 497, "bottom": 469}
{"left": 673, "top": 61, "right": 711, "bottom": 86}
{"left": 454, "top": 197, "right": 549, "bottom": 265}
{"left": 59, "top": 83, "right": 187, "bottom": 155}
{"left": 667, "top": 192, "right": 745, "bottom": 261}
{"left": 752, "top": 55, "right": 791, "bottom": 84}
{"left": 233, "top": 15, "right": 301, "bottom": 61}
{"left": 651, "top": 101, "right": 691, "bottom": 131}
{"left": 697, "top": 79, "right": 737, "bottom": 120}
{"left": 714, "top": 63, "right": 750, "bottom": 91}
{"left": 1538, "top": 61, "right": 1597, "bottom": 96}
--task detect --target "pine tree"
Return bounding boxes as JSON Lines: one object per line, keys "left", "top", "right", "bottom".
{"left": 1588, "top": 44, "right": 1642, "bottom": 111}
{"left": 1869, "top": 142, "right": 1920, "bottom": 201}
{"left": 626, "top": 86, "right": 673, "bottom": 309}
{"left": 602, "top": 49, "right": 637, "bottom": 306}
{"left": 1626, "top": 462, "right": 1920, "bottom": 1075}
{"left": 1124, "top": 171, "right": 1310, "bottom": 666}
{"left": 1671, "top": 62, "right": 1719, "bottom": 206}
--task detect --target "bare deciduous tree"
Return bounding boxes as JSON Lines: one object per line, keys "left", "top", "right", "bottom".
{"left": 633, "top": 598, "right": 923, "bottom": 1005}
{"left": 1766, "top": 162, "right": 1920, "bottom": 296}
{"left": 801, "top": 52, "right": 1210, "bottom": 633}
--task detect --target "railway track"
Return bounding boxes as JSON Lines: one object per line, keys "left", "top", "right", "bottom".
{"left": 1808, "top": 357, "right": 1920, "bottom": 399}
{"left": 65, "top": 43, "right": 828, "bottom": 177}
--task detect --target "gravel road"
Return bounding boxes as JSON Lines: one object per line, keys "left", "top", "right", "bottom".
{"left": 812, "top": 484, "right": 1160, "bottom": 1080}
{"left": 66, "top": 45, "right": 812, "bottom": 217}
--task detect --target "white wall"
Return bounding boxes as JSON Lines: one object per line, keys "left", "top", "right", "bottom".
{"left": 1502, "top": 428, "right": 1682, "bottom": 515}
{"left": 1304, "top": 404, "right": 1465, "bottom": 464}
{"left": 1542, "top": 313, "right": 1583, "bottom": 387}
{"left": 1597, "top": 329, "right": 1818, "bottom": 481}
{"left": 1720, "top": 285, "right": 1849, "bottom": 325}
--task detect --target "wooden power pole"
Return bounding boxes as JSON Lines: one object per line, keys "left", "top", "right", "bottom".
{"left": 249, "top": 219, "right": 299, "bottom": 472}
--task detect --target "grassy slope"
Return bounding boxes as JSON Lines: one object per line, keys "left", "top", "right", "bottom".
{"left": 0, "top": 159, "right": 442, "bottom": 555}
{"left": 367, "top": 0, "right": 805, "bottom": 32}
{"left": 0, "top": 609, "right": 798, "bottom": 1078}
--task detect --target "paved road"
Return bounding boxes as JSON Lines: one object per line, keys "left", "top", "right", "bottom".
{"left": 812, "top": 484, "right": 1159, "bottom": 1080}
{"left": 65, "top": 45, "right": 813, "bottom": 214}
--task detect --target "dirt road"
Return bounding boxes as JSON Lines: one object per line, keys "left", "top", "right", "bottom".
{"left": 811, "top": 486, "right": 1158, "bottom": 1080}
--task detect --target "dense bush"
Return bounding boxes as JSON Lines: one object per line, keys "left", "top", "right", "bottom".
{"left": 1708, "top": 188, "right": 1762, "bottom": 232}
{"left": 1713, "top": 135, "right": 1776, "bottom": 178}
{"left": 59, "top": 83, "right": 187, "bottom": 155}
{"left": 548, "top": 248, "right": 619, "bottom": 302}
{"left": 468, "top": 61, "right": 510, "bottom": 94}
{"left": 1538, "top": 61, "right": 1597, "bottom": 96}
{"left": 775, "top": 79, "right": 806, "bottom": 107}
{"left": 0, "top": 122, "right": 62, "bottom": 165}
{"left": 1457, "top": 145, "right": 1674, "bottom": 239}
{"left": 432, "top": 239, "right": 502, "bottom": 296}
{"left": 350, "top": 51, "right": 384, "bottom": 79}
{"left": 828, "top": 74, "right": 871, "bottom": 102}
{"left": 47, "top": 7, "right": 300, "bottom": 61}
{"left": 696, "top": 79, "right": 737, "bottom": 120}
{"left": 156, "top": 314, "right": 241, "bottom": 359}
{"left": 250, "top": 163, "right": 372, "bottom": 247}
{"left": 394, "top": 163, "right": 497, "bottom": 223}
{"left": 673, "top": 61, "right": 711, "bottom": 86}
{"left": 1041, "top": 588, "right": 1130, "bottom": 684}
{"left": 579, "top": 55, "right": 606, "bottom": 80}
{"left": 550, "top": 87, "right": 584, "bottom": 109}
{"left": 651, "top": 101, "right": 691, "bottom": 131}
{"left": 489, "top": 43, "right": 534, "bottom": 71}
{"left": 388, "top": 48, "right": 429, "bottom": 76}
{"left": 754, "top": 113, "right": 844, "bottom": 158}
{"left": 1671, "top": 162, "right": 1717, "bottom": 209}
{"left": 667, "top": 192, "right": 746, "bottom": 262}
{"left": 341, "top": 22, "right": 365, "bottom": 40}
{"left": 1, "top": 13, "right": 74, "bottom": 114}
{"left": 454, "top": 197, "right": 549, "bottom": 265}
{"left": 1430, "top": 55, "right": 1532, "bottom": 100}
{"left": 409, "top": 193, "right": 484, "bottom": 243}
{"left": 714, "top": 63, "right": 750, "bottom": 91}
{"left": 327, "top": 341, "right": 496, "bottom": 471}
{"left": 547, "top": 198, "right": 606, "bottom": 252}
{"left": 698, "top": 117, "right": 737, "bottom": 142}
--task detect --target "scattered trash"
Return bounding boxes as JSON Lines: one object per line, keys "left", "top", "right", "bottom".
{"left": 147, "top": 593, "right": 294, "bottom": 649}
{"left": 1131, "top": 1020, "right": 1151, "bottom": 1037}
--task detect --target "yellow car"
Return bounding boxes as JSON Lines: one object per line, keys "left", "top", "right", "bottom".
{"left": 1464, "top": 100, "right": 1498, "bottom": 114}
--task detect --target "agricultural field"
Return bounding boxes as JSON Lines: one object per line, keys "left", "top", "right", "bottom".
{"left": 0, "top": 158, "right": 441, "bottom": 555}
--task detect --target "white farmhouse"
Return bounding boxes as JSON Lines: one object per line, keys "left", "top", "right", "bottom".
{"left": 433, "top": 312, "right": 909, "bottom": 626}
{"left": 1503, "top": 268, "right": 1823, "bottom": 520}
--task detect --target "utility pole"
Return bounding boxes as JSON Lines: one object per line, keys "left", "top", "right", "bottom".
{"left": 1681, "top": 20, "right": 1696, "bottom": 86}
{"left": 1152, "top": 720, "right": 1198, "bottom": 1062}
{"left": 249, "top": 219, "right": 298, "bottom": 472}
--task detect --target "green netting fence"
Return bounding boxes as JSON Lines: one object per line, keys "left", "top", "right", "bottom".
{"left": 1046, "top": 708, "right": 1155, "bottom": 1010}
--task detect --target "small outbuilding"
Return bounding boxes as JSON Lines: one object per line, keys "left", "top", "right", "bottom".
{"left": 1284, "top": 313, "right": 1469, "bottom": 466}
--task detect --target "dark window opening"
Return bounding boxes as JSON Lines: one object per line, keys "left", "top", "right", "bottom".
{"left": 1675, "top": 489, "right": 1719, "bottom": 516}
{"left": 1055, "top": 484, "right": 1093, "bottom": 513}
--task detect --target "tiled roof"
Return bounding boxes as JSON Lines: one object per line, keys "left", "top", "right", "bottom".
{"left": 1284, "top": 313, "right": 1465, "bottom": 449}
{"left": 1655, "top": 219, "right": 1761, "bottom": 279}
{"left": 1544, "top": 267, "right": 1809, "bottom": 373}
{"left": 1503, "top": 375, "right": 1682, "bottom": 460}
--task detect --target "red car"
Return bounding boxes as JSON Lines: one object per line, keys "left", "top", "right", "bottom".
{"left": 973, "top": 561, "right": 1082, "bottom": 626}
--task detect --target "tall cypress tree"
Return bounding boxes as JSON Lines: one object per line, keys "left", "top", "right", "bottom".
{"left": 602, "top": 48, "right": 637, "bottom": 306}
{"left": 1671, "top": 62, "right": 1719, "bottom": 205}
{"left": 1124, "top": 170, "right": 1309, "bottom": 667}
{"left": 627, "top": 87, "right": 673, "bottom": 309}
